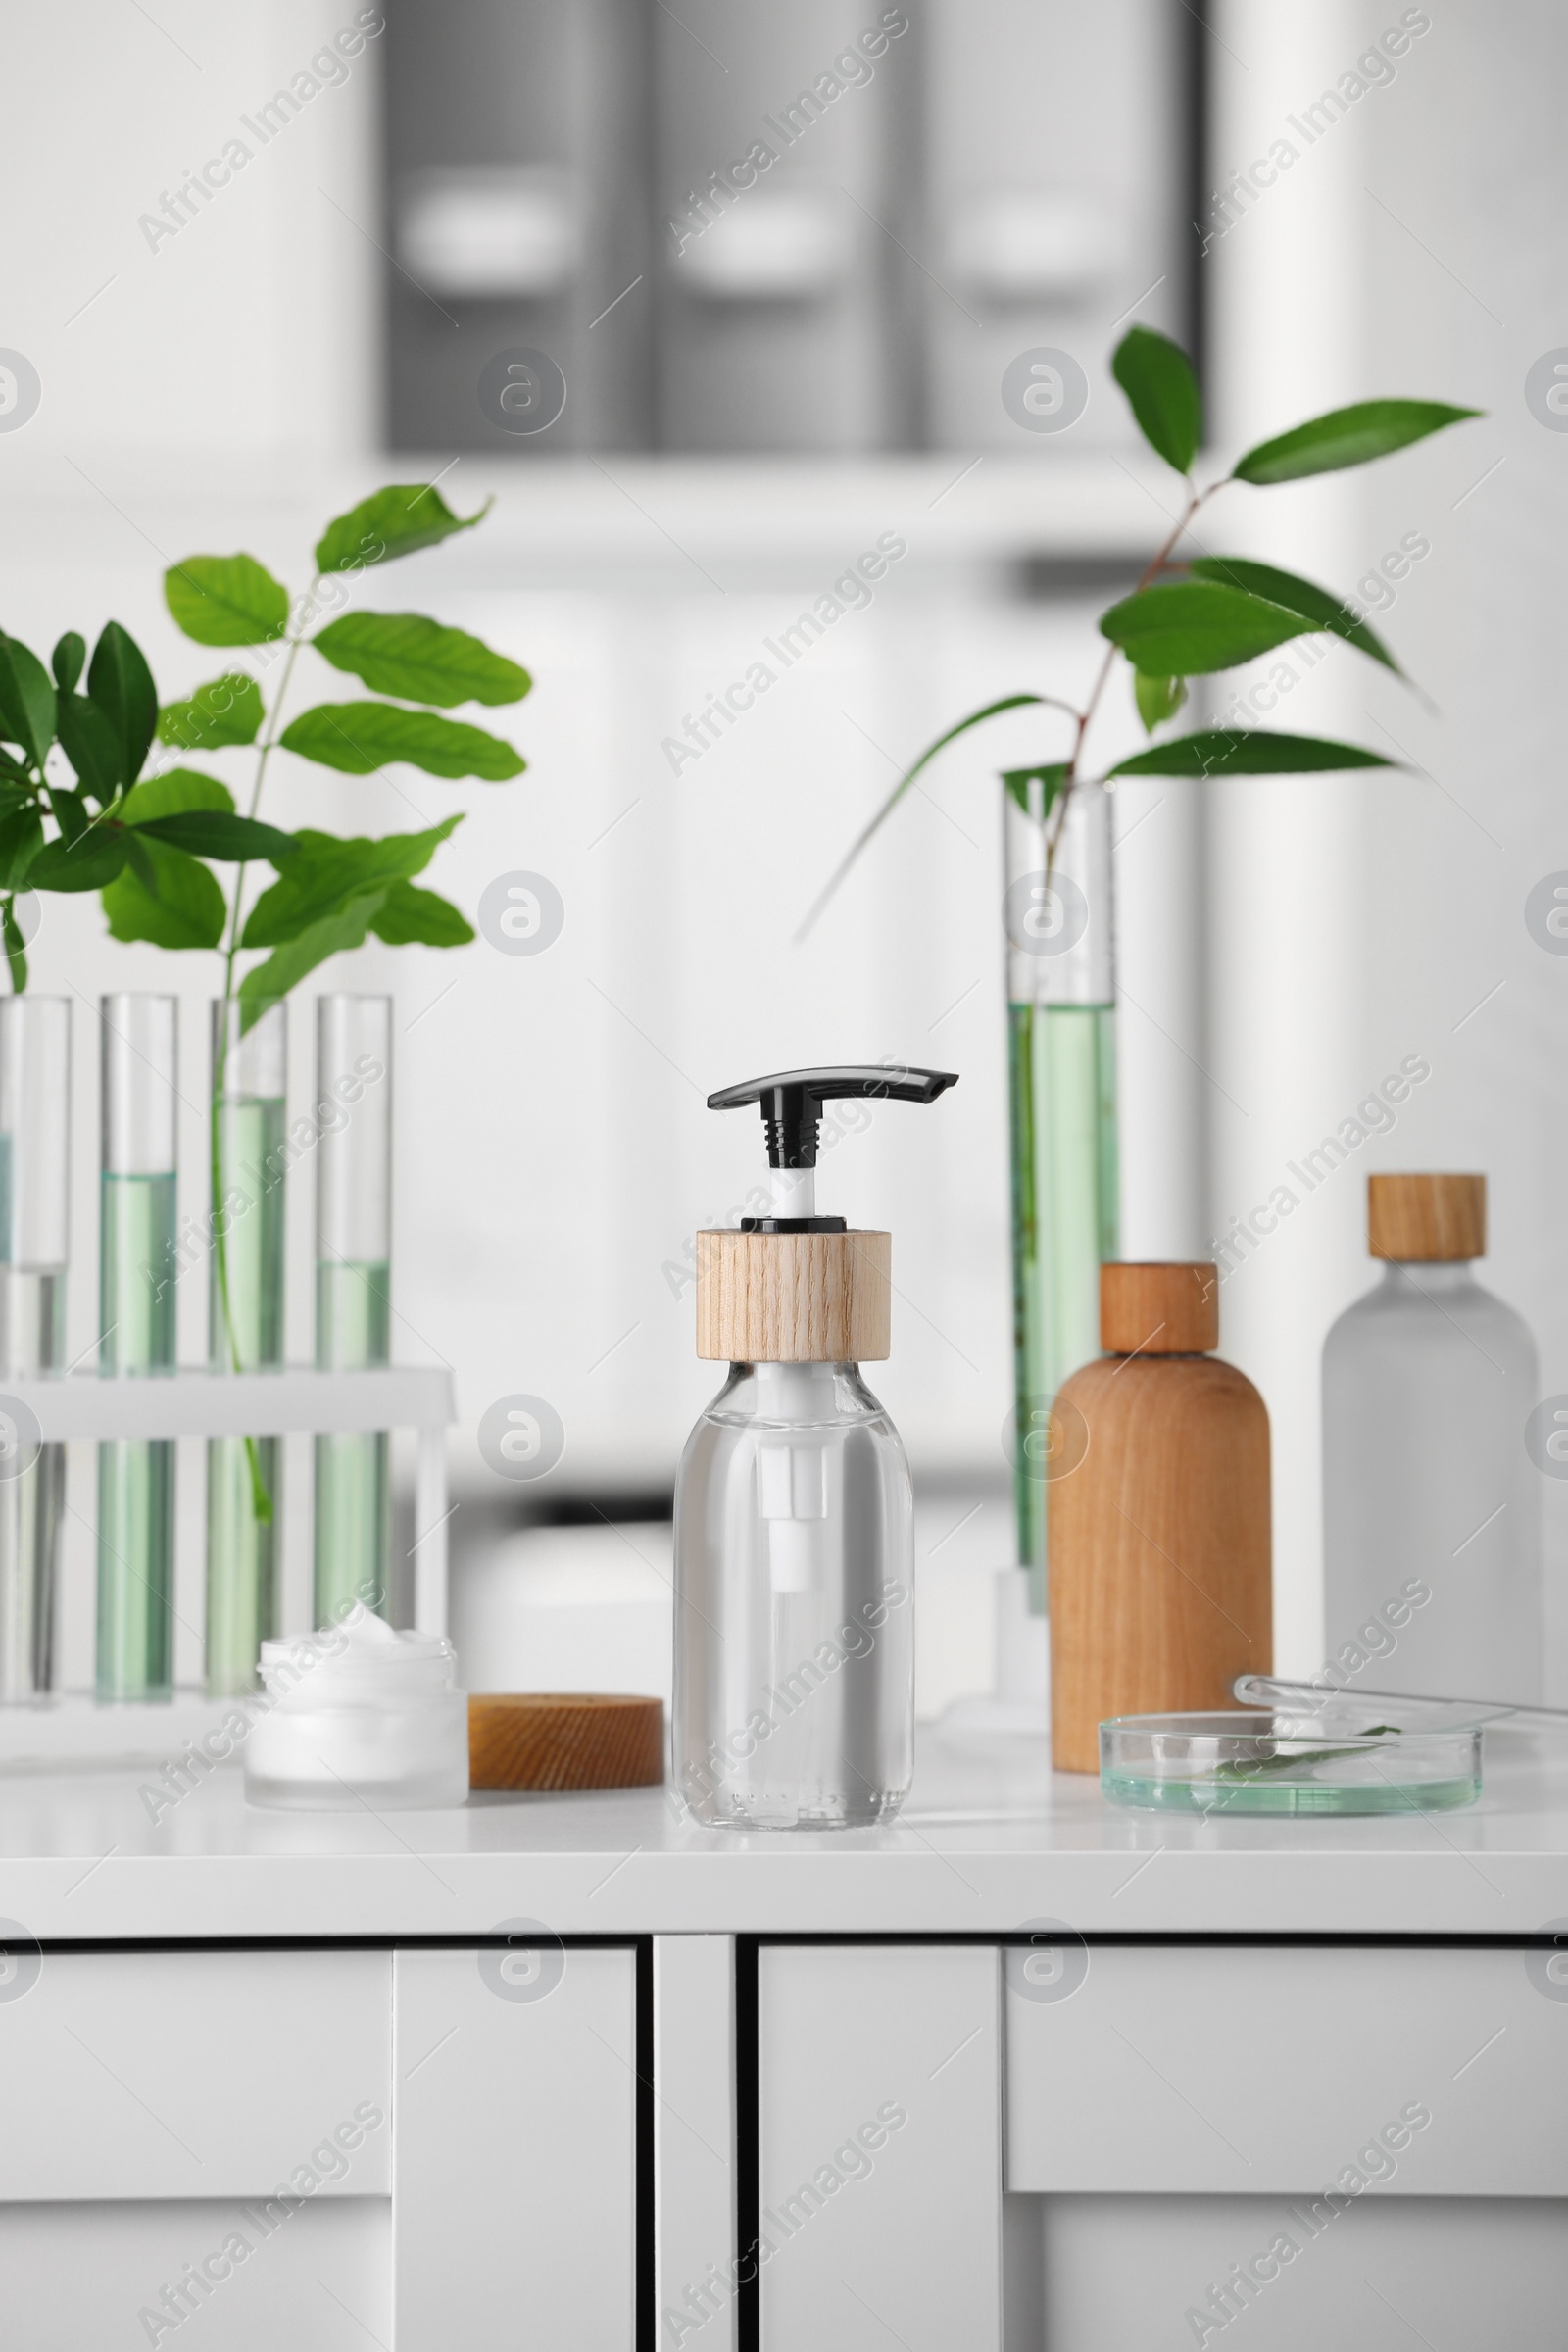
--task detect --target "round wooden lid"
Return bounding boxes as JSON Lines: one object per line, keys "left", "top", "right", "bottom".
{"left": 1367, "top": 1173, "right": 1485, "bottom": 1261}
{"left": 468, "top": 1694, "right": 664, "bottom": 1791}
{"left": 695, "top": 1228, "right": 891, "bottom": 1362}
{"left": 1100, "top": 1262, "right": 1219, "bottom": 1354}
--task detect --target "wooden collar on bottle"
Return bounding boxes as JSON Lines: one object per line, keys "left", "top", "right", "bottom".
{"left": 695, "top": 1229, "right": 892, "bottom": 1362}
{"left": 1101, "top": 1261, "right": 1219, "bottom": 1354}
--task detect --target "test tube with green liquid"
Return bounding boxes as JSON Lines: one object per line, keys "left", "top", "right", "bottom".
{"left": 1004, "top": 780, "right": 1119, "bottom": 1613}
{"left": 206, "top": 997, "right": 286, "bottom": 1694}
{"left": 0, "top": 997, "right": 70, "bottom": 1699}
{"left": 98, "top": 995, "right": 178, "bottom": 1700}
{"left": 314, "top": 996, "right": 391, "bottom": 1625}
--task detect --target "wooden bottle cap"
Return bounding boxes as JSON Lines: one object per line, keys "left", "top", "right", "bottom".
{"left": 1367, "top": 1173, "right": 1485, "bottom": 1261}
{"left": 1100, "top": 1262, "right": 1219, "bottom": 1355}
{"left": 468, "top": 1694, "right": 664, "bottom": 1791}
{"left": 695, "top": 1229, "right": 891, "bottom": 1362}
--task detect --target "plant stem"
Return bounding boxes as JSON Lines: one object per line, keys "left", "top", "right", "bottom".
{"left": 220, "top": 611, "right": 312, "bottom": 1000}
{"left": 211, "top": 593, "right": 315, "bottom": 1523}
{"left": 1044, "top": 478, "right": 1224, "bottom": 875}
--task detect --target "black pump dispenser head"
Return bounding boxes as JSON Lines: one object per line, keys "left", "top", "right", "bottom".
{"left": 708, "top": 1064, "right": 958, "bottom": 1233}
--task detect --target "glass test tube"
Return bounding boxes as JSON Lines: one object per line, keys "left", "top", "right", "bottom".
{"left": 314, "top": 997, "right": 391, "bottom": 1626}
{"left": 0, "top": 998, "right": 69, "bottom": 1699}
{"left": 1005, "top": 779, "right": 1119, "bottom": 1612}
{"left": 206, "top": 998, "right": 286, "bottom": 1694}
{"left": 97, "top": 995, "right": 178, "bottom": 1701}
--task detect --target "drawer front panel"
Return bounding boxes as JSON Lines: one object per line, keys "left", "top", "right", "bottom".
{"left": 0, "top": 1948, "right": 390, "bottom": 2202}
{"left": 0, "top": 2195, "right": 389, "bottom": 2349}
{"left": 759, "top": 1943, "right": 1002, "bottom": 2352}
{"left": 1006, "top": 1942, "right": 1567, "bottom": 2195}
{"left": 1015, "top": 2190, "right": 1568, "bottom": 2352}
{"left": 392, "top": 1943, "right": 638, "bottom": 2349}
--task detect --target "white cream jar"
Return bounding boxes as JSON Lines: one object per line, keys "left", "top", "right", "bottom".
{"left": 245, "top": 1605, "right": 469, "bottom": 1810}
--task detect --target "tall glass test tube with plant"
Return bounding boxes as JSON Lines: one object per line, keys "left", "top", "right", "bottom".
{"left": 808, "top": 326, "right": 1478, "bottom": 1622}
{"left": 0, "top": 482, "right": 529, "bottom": 1692}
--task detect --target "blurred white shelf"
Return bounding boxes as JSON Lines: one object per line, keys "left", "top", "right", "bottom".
{"left": 0, "top": 451, "right": 1178, "bottom": 575}
{"left": 0, "top": 1364, "right": 453, "bottom": 1442}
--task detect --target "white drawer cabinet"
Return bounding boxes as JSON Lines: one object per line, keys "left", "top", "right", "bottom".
{"left": 738, "top": 1937, "right": 1568, "bottom": 2352}
{"left": 5, "top": 1739, "right": 1567, "bottom": 2349}
{"left": 0, "top": 1939, "right": 640, "bottom": 2352}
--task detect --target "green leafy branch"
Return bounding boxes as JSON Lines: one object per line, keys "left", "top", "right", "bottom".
{"left": 800, "top": 325, "right": 1480, "bottom": 933}
{"left": 0, "top": 481, "right": 530, "bottom": 1521}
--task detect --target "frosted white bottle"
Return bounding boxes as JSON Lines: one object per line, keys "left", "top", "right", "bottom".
{"left": 1322, "top": 1173, "right": 1542, "bottom": 1703}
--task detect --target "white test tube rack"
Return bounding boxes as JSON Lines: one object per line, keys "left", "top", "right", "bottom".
{"left": 0, "top": 1363, "right": 454, "bottom": 1765}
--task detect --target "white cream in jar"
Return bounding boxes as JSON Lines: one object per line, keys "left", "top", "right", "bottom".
{"left": 244, "top": 1605, "right": 469, "bottom": 1810}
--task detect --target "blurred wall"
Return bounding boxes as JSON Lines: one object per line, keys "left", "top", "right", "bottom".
{"left": 2, "top": 1, "right": 379, "bottom": 461}
{"left": 0, "top": 2, "right": 1198, "bottom": 1698}
{"left": 1207, "top": 0, "right": 1568, "bottom": 1693}
{"left": 1, "top": 0, "right": 1563, "bottom": 1698}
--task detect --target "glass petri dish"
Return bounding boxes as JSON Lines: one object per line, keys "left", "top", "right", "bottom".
{"left": 1101, "top": 1709, "right": 1483, "bottom": 1816}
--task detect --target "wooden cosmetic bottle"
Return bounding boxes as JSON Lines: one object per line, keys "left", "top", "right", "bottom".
{"left": 1048, "top": 1262, "right": 1272, "bottom": 1773}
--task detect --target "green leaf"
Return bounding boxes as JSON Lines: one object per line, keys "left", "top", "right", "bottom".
{"left": 157, "top": 671, "right": 264, "bottom": 752}
{"left": 798, "top": 694, "right": 1048, "bottom": 938}
{"left": 1133, "top": 673, "right": 1188, "bottom": 734}
{"left": 56, "top": 694, "right": 123, "bottom": 802}
{"left": 369, "top": 879, "right": 475, "bottom": 947}
{"left": 0, "top": 810, "right": 43, "bottom": 890}
{"left": 165, "top": 555, "right": 289, "bottom": 648}
{"left": 118, "top": 767, "right": 234, "bottom": 822}
{"left": 313, "top": 612, "right": 530, "bottom": 709}
{"left": 1107, "top": 729, "right": 1397, "bottom": 779}
{"left": 87, "top": 622, "right": 158, "bottom": 786}
{"left": 1001, "top": 763, "right": 1070, "bottom": 820}
{"left": 1232, "top": 399, "right": 1481, "bottom": 486}
{"left": 103, "top": 837, "right": 227, "bottom": 949}
{"left": 27, "top": 827, "right": 128, "bottom": 892}
{"left": 315, "top": 485, "right": 493, "bottom": 577}
{"left": 1, "top": 900, "right": 26, "bottom": 993}
{"left": 241, "top": 816, "right": 462, "bottom": 948}
{"left": 131, "top": 810, "right": 296, "bottom": 864}
{"left": 51, "top": 633, "right": 85, "bottom": 695}
{"left": 51, "top": 790, "right": 90, "bottom": 848}
{"left": 279, "top": 702, "right": 523, "bottom": 781}
{"left": 122, "top": 832, "right": 156, "bottom": 893}
{"left": 1111, "top": 324, "right": 1202, "bottom": 474}
{"left": 238, "top": 893, "right": 387, "bottom": 1030}
{"left": 1101, "top": 582, "right": 1312, "bottom": 676}
{"left": 1189, "top": 557, "right": 1400, "bottom": 674}
{"left": 0, "top": 637, "right": 56, "bottom": 769}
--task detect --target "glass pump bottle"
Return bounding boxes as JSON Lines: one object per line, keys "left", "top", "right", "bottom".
{"left": 673, "top": 1065, "right": 956, "bottom": 1831}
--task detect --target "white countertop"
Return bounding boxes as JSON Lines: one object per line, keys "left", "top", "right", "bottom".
{"left": 3, "top": 1726, "right": 1566, "bottom": 1943}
